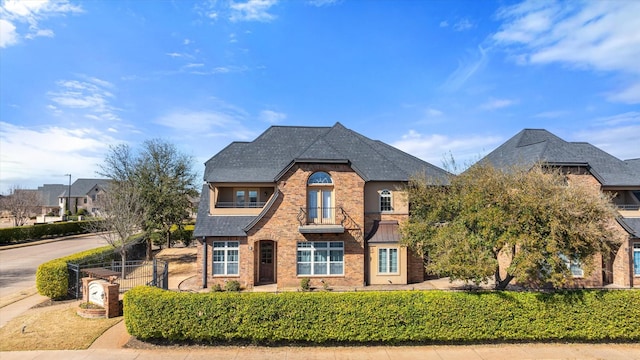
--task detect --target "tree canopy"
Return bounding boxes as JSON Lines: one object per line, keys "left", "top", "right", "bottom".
{"left": 401, "top": 162, "right": 623, "bottom": 289}
{"left": 0, "top": 186, "right": 41, "bottom": 227}
{"left": 98, "top": 139, "right": 199, "bottom": 258}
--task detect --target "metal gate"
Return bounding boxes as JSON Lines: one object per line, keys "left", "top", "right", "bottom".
{"left": 67, "top": 258, "right": 168, "bottom": 299}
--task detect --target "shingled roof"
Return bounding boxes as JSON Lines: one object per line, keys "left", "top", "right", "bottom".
{"left": 203, "top": 122, "right": 449, "bottom": 184}
{"left": 193, "top": 184, "right": 256, "bottom": 238}
{"left": 481, "top": 129, "right": 640, "bottom": 187}
{"left": 60, "top": 179, "right": 110, "bottom": 197}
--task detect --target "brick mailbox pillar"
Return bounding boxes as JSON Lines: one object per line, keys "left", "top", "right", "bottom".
{"left": 81, "top": 277, "right": 120, "bottom": 318}
{"left": 82, "top": 277, "right": 97, "bottom": 303}
{"left": 102, "top": 282, "right": 120, "bottom": 318}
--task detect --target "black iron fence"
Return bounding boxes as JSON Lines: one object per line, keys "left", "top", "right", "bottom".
{"left": 67, "top": 258, "right": 168, "bottom": 299}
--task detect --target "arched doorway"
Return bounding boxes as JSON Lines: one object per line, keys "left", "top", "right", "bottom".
{"left": 258, "top": 240, "right": 276, "bottom": 284}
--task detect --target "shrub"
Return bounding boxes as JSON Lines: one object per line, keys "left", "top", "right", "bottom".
{"left": 300, "top": 277, "right": 310, "bottom": 291}
{"left": 224, "top": 280, "right": 241, "bottom": 292}
{"left": 210, "top": 284, "right": 222, "bottom": 292}
{"left": 0, "top": 220, "right": 105, "bottom": 244}
{"left": 123, "top": 288, "right": 640, "bottom": 344}
{"left": 36, "top": 245, "right": 117, "bottom": 299}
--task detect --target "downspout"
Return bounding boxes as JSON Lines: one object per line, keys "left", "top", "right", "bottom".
{"left": 202, "top": 237, "right": 208, "bottom": 289}
{"left": 630, "top": 238, "right": 634, "bottom": 288}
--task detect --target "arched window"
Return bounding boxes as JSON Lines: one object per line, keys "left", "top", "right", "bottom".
{"left": 380, "top": 189, "right": 392, "bottom": 213}
{"left": 308, "top": 171, "right": 333, "bottom": 185}
{"left": 307, "top": 172, "right": 334, "bottom": 223}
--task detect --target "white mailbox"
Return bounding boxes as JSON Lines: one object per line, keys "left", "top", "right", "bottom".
{"left": 88, "top": 280, "right": 107, "bottom": 307}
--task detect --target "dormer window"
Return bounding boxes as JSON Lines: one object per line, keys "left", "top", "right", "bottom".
{"left": 380, "top": 189, "right": 392, "bottom": 213}
{"left": 307, "top": 172, "right": 334, "bottom": 223}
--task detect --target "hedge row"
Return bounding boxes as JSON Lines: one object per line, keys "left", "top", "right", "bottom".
{"left": 124, "top": 287, "right": 640, "bottom": 344}
{"left": 36, "top": 245, "right": 117, "bottom": 299}
{"left": 0, "top": 220, "right": 103, "bottom": 245}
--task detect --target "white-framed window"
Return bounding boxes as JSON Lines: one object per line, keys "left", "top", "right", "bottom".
{"left": 235, "top": 189, "right": 259, "bottom": 208}
{"left": 380, "top": 189, "right": 392, "bottom": 213}
{"left": 634, "top": 242, "right": 640, "bottom": 276}
{"left": 297, "top": 241, "right": 343, "bottom": 276}
{"left": 213, "top": 241, "right": 239, "bottom": 276}
{"left": 559, "top": 254, "right": 584, "bottom": 277}
{"left": 307, "top": 172, "right": 334, "bottom": 223}
{"left": 378, "top": 247, "right": 398, "bottom": 274}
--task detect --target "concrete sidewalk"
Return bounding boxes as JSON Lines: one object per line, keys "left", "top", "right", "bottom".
{"left": 2, "top": 343, "right": 639, "bottom": 359}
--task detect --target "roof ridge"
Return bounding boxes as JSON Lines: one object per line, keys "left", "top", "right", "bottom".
{"left": 340, "top": 127, "right": 409, "bottom": 176}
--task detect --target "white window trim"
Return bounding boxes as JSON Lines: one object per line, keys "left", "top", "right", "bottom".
{"left": 378, "top": 247, "right": 399, "bottom": 274}
{"left": 633, "top": 242, "right": 640, "bottom": 276}
{"left": 560, "top": 254, "right": 584, "bottom": 278}
{"left": 380, "top": 189, "right": 393, "bottom": 213}
{"left": 296, "top": 241, "right": 344, "bottom": 276}
{"left": 212, "top": 241, "right": 239, "bottom": 276}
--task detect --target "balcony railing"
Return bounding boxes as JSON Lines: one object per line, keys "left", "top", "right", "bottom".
{"left": 297, "top": 207, "right": 346, "bottom": 226}
{"left": 215, "top": 201, "right": 267, "bottom": 209}
{"left": 615, "top": 204, "right": 640, "bottom": 211}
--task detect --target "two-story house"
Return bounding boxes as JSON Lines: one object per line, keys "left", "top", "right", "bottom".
{"left": 481, "top": 129, "right": 640, "bottom": 288}
{"left": 59, "top": 178, "right": 110, "bottom": 216}
{"left": 194, "top": 123, "right": 449, "bottom": 290}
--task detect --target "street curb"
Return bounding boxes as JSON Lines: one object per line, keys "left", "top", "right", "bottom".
{"left": 0, "top": 233, "right": 101, "bottom": 251}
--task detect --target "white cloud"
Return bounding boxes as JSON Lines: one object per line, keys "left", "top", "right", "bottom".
{"left": 259, "top": 110, "right": 286, "bottom": 124}
{"left": 480, "top": 98, "right": 518, "bottom": 111}
{"left": 0, "top": 0, "right": 83, "bottom": 47}
{"left": 607, "top": 82, "right": 640, "bottom": 104}
{"left": 439, "top": 20, "right": 449, "bottom": 28}
{"left": 493, "top": 0, "right": 640, "bottom": 104}
{"left": 392, "top": 130, "right": 503, "bottom": 169}
{"left": 426, "top": 108, "right": 443, "bottom": 117}
{"left": 47, "top": 76, "right": 121, "bottom": 122}
{"left": 591, "top": 111, "right": 640, "bottom": 126}
{"left": 229, "top": 0, "right": 277, "bottom": 22}
{"left": 453, "top": 18, "right": 474, "bottom": 32}
{"left": 0, "top": 19, "right": 18, "bottom": 47}
{"left": 441, "top": 45, "right": 488, "bottom": 92}
{"left": 0, "top": 122, "right": 115, "bottom": 193}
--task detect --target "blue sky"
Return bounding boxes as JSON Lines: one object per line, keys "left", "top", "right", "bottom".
{"left": 1, "top": 0, "right": 639, "bottom": 193}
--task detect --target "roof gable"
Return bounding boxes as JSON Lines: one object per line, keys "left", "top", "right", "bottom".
{"left": 481, "top": 129, "right": 639, "bottom": 186}
{"left": 203, "top": 122, "right": 449, "bottom": 184}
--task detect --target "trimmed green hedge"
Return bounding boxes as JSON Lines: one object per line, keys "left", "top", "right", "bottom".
{"left": 0, "top": 220, "right": 104, "bottom": 245}
{"left": 36, "top": 246, "right": 117, "bottom": 299}
{"left": 124, "top": 288, "right": 640, "bottom": 344}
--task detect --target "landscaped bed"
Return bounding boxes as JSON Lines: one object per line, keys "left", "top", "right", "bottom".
{"left": 124, "top": 287, "right": 640, "bottom": 345}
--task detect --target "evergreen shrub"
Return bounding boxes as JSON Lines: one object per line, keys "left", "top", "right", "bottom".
{"left": 124, "top": 287, "right": 640, "bottom": 344}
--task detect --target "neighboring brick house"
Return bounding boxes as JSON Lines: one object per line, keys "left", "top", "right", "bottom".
{"left": 59, "top": 179, "right": 110, "bottom": 216}
{"left": 194, "top": 123, "right": 449, "bottom": 290}
{"left": 481, "top": 129, "right": 640, "bottom": 288}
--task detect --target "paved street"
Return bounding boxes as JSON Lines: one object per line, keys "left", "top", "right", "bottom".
{"left": 0, "top": 235, "right": 109, "bottom": 299}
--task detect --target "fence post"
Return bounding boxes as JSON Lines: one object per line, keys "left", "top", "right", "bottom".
{"left": 163, "top": 261, "right": 168, "bottom": 290}
{"left": 152, "top": 257, "right": 157, "bottom": 287}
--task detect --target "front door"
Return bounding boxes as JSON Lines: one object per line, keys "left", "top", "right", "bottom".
{"left": 259, "top": 241, "right": 275, "bottom": 284}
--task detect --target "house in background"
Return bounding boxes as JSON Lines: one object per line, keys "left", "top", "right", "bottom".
{"left": 481, "top": 129, "right": 640, "bottom": 288}
{"left": 194, "top": 123, "right": 450, "bottom": 290}
{"left": 37, "top": 184, "right": 67, "bottom": 215}
{"left": 59, "top": 179, "right": 110, "bottom": 216}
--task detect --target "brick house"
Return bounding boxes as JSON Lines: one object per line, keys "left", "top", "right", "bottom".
{"left": 481, "top": 129, "right": 640, "bottom": 288}
{"left": 194, "top": 123, "right": 449, "bottom": 290}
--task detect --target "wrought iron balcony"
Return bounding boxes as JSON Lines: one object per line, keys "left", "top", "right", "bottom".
{"left": 297, "top": 207, "right": 346, "bottom": 234}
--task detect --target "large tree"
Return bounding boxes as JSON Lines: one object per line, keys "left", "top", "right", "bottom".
{"left": 98, "top": 139, "right": 199, "bottom": 258}
{"left": 0, "top": 186, "right": 41, "bottom": 227}
{"left": 401, "top": 162, "right": 623, "bottom": 290}
{"left": 85, "top": 181, "right": 142, "bottom": 279}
